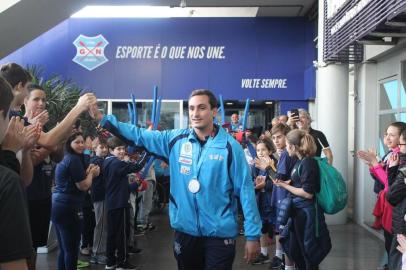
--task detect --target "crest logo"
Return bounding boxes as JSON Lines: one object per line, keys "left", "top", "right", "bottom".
{"left": 73, "top": 34, "right": 109, "bottom": 71}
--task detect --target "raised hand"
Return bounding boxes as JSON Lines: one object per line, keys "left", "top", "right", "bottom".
{"left": 2, "top": 116, "right": 25, "bottom": 152}
{"left": 27, "top": 109, "right": 49, "bottom": 126}
{"left": 76, "top": 93, "right": 97, "bottom": 112}
{"left": 22, "top": 123, "right": 42, "bottom": 150}
{"left": 397, "top": 234, "right": 406, "bottom": 254}
{"left": 254, "top": 175, "right": 266, "bottom": 189}
{"left": 357, "top": 150, "right": 378, "bottom": 166}
{"left": 389, "top": 153, "right": 399, "bottom": 168}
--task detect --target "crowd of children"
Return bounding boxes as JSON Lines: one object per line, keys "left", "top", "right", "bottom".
{"left": 2, "top": 62, "right": 406, "bottom": 270}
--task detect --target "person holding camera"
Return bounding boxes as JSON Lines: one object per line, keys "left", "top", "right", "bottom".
{"left": 287, "top": 109, "right": 333, "bottom": 165}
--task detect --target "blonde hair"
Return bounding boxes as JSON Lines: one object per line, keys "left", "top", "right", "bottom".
{"left": 286, "top": 129, "right": 316, "bottom": 157}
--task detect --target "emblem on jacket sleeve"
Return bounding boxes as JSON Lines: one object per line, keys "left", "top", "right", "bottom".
{"left": 73, "top": 34, "right": 109, "bottom": 71}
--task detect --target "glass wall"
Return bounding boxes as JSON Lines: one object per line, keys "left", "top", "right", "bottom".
{"left": 104, "top": 100, "right": 183, "bottom": 130}
{"left": 377, "top": 70, "right": 406, "bottom": 156}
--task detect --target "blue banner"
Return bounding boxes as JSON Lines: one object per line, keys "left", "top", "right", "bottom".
{"left": 1, "top": 18, "right": 315, "bottom": 101}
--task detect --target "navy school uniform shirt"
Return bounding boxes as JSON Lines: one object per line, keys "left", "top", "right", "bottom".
{"left": 291, "top": 157, "right": 320, "bottom": 195}
{"left": 53, "top": 153, "right": 89, "bottom": 207}
{"left": 103, "top": 155, "right": 145, "bottom": 211}
{"left": 90, "top": 155, "right": 105, "bottom": 203}
{"left": 275, "top": 149, "right": 297, "bottom": 180}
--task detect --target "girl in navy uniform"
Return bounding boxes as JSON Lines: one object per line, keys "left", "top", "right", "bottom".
{"left": 51, "top": 132, "right": 100, "bottom": 270}
{"left": 251, "top": 137, "right": 277, "bottom": 265}
{"left": 273, "top": 129, "right": 331, "bottom": 270}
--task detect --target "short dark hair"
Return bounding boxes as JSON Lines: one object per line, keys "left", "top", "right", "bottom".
{"left": 271, "top": 123, "right": 291, "bottom": 136}
{"left": 189, "top": 89, "right": 217, "bottom": 109}
{"left": 107, "top": 136, "right": 126, "bottom": 150}
{"left": 27, "top": 83, "right": 44, "bottom": 93}
{"left": 0, "top": 75, "right": 13, "bottom": 118}
{"left": 0, "top": 63, "right": 32, "bottom": 88}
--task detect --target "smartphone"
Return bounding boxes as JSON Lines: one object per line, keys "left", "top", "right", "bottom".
{"left": 399, "top": 167, "right": 406, "bottom": 177}
{"left": 291, "top": 109, "right": 299, "bottom": 118}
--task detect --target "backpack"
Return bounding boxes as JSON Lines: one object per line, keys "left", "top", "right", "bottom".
{"left": 314, "top": 157, "right": 348, "bottom": 214}
{"left": 298, "top": 157, "right": 347, "bottom": 214}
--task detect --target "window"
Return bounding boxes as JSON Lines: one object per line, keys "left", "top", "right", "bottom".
{"left": 377, "top": 62, "right": 406, "bottom": 156}
{"left": 111, "top": 100, "right": 181, "bottom": 130}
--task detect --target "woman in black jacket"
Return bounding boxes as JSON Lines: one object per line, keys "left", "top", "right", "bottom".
{"left": 387, "top": 128, "right": 406, "bottom": 270}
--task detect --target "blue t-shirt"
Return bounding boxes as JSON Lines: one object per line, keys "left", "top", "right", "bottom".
{"left": 275, "top": 149, "right": 297, "bottom": 181}
{"left": 90, "top": 156, "right": 105, "bottom": 202}
{"left": 53, "top": 153, "right": 88, "bottom": 207}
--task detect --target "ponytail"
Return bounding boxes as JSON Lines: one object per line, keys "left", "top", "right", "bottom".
{"left": 286, "top": 129, "right": 317, "bottom": 157}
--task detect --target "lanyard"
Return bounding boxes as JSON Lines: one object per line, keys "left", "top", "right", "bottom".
{"left": 191, "top": 138, "right": 214, "bottom": 180}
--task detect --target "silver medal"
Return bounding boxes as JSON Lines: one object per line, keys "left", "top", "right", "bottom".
{"left": 188, "top": 179, "right": 200, "bottom": 193}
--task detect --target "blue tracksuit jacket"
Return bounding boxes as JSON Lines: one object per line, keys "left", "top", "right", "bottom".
{"left": 101, "top": 115, "right": 261, "bottom": 240}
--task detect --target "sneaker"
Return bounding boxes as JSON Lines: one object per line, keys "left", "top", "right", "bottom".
{"left": 116, "top": 261, "right": 138, "bottom": 270}
{"left": 134, "top": 228, "right": 145, "bottom": 236}
{"left": 105, "top": 264, "right": 116, "bottom": 270}
{"left": 80, "top": 247, "right": 91, "bottom": 256}
{"left": 91, "top": 254, "right": 108, "bottom": 264}
{"left": 251, "top": 253, "right": 270, "bottom": 265}
{"left": 146, "top": 223, "right": 157, "bottom": 231}
{"left": 269, "top": 256, "right": 284, "bottom": 269}
{"left": 77, "top": 260, "right": 90, "bottom": 268}
{"left": 90, "top": 255, "right": 97, "bottom": 264}
{"left": 127, "top": 246, "right": 142, "bottom": 255}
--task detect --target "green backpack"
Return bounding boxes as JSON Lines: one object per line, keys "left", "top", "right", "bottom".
{"left": 314, "top": 157, "right": 348, "bottom": 214}
{"left": 298, "top": 157, "right": 347, "bottom": 214}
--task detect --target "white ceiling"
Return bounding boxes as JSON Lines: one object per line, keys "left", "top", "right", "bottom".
{"left": 0, "top": 0, "right": 316, "bottom": 58}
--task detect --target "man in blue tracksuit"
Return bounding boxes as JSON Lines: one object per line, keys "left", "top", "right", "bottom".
{"left": 91, "top": 89, "right": 261, "bottom": 270}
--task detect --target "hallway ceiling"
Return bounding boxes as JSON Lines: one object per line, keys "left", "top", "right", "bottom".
{"left": 0, "top": 0, "right": 316, "bottom": 58}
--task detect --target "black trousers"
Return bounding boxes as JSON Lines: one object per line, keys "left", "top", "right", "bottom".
{"left": 106, "top": 208, "right": 130, "bottom": 266}
{"left": 173, "top": 231, "right": 236, "bottom": 270}
{"left": 81, "top": 205, "right": 95, "bottom": 248}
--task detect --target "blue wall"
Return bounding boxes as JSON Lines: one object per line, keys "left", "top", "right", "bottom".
{"left": 1, "top": 18, "right": 316, "bottom": 101}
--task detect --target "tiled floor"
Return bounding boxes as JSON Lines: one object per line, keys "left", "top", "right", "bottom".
{"left": 37, "top": 211, "right": 386, "bottom": 270}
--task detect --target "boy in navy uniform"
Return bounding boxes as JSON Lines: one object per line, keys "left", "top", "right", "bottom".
{"left": 91, "top": 89, "right": 261, "bottom": 270}
{"left": 103, "top": 137, "right": 147, "bottom": 270}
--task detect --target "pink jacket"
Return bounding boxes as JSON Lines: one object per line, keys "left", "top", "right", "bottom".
{"left": 369, "top": 147, "right": 400, "bottom": 192}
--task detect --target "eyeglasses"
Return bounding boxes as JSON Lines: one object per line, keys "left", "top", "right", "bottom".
{"left": 398, "top": 143, "right": 406, "bottom": 146}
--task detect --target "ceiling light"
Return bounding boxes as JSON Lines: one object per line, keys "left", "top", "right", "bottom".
{"left": 265, "top": 101, "right": 273, "bottom": 105}
{"left": 226, "top": 102, "right": 234, "bottom": 105}
{"left": 0, "top": 0, "right": 20, "bottom": 14}
{"left": 71, "top": 6, "right": 258, "bottom": 18}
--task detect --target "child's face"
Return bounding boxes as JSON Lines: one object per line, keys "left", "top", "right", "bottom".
{"left": 272, "top": 131, "right": 286, "bottom": 150}
{"left": 95, "top": 144, "right": 108, "bottom": 157}
{"left": 399, "top": 134, "right": 406, "bottom": 154}
{"left": 111, "top": 146, "right": 126, "bottom": 160}
{"left": 386, "top": 126, "right": 401, "bottom": 149}
{"left": 256, "top": 143, "right": 270, "bottom": 158}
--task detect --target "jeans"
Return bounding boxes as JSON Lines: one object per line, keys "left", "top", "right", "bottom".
{"left": 51, "top": 200, "right": 81, "bottom": 270}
